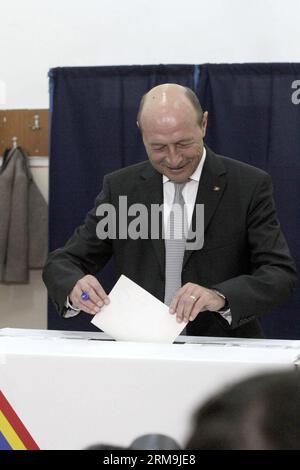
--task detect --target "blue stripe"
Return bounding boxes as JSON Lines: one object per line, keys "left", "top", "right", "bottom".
{"left": 0, "top": 431, "right": 12, "bottom": 450}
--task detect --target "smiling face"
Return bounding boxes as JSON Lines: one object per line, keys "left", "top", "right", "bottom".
{"left": 138, "top": 84, "right": 208, "bottom": 182}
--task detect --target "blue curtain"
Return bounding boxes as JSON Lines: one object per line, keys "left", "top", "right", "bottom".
{"left": 48, "top": 63, "right": 299, "bottom": 338}
{"left": 48, "top": 65, "right": 197, "bottom": 331}
{"left": 198, "top": 63, "right": 300, "bottom": 339}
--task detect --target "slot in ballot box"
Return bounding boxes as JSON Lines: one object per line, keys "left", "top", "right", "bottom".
{"left": 1, "top": 328, "right": 300, "bottom": 450}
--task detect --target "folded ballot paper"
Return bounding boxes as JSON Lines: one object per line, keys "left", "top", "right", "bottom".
{"left": 91, "top": 275, "right": 187, "bottom": 343}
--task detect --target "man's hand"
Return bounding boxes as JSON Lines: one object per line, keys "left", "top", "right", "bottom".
{"left": 169, "top": 283, "right": 225, "bottom": 323}
{"left": 69, "top": 275, "right": 110, "bottom": 315}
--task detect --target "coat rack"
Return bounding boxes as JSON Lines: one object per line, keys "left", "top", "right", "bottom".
{"left": 12, "top": 136, "right": 18, "bottom": 149}
{"left": 0, "top": 109, "right": 48, "bottom": 156}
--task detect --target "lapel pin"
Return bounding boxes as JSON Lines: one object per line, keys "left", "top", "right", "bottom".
{"left": 213, "top": 186, "right": 221, "bottom": 191}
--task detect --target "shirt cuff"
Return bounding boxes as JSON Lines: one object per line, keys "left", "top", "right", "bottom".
{"left": 63, "top": 296, "right": 81, "bottom": 318}
{"left": 217, "top": 308, "right": 232, "bottom": 325}
{"left": 211, "top": 289, "right": 232, "bottom": 325}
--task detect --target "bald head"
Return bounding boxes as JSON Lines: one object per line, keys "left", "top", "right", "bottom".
{"left": 137, "top": 84, "right": 204, "bottom": 132}
{"left": 137, "top": 84, "right": 208, "bottom": 182}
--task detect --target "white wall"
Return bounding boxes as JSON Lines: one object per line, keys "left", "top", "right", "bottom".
{"left": 0, "top": 0, "right": 300, "bottom": 109}
{"left": 0, "top": 0, "right": 299, "bottom": 329}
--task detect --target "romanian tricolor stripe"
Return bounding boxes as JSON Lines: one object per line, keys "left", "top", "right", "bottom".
{"left": 0, "top": 391, "right": 39, "bottom": 450}
{"left": 0, "top": 431, "right": 12, "bottom": 450}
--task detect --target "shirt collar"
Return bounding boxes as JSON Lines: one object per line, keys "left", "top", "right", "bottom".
{"left": 163, "top": 147, "right": 206, "bottom": 184}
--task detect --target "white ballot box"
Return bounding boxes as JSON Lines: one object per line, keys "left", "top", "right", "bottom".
{"left": 1, "top": 328, "right": 300, "bottom": 450}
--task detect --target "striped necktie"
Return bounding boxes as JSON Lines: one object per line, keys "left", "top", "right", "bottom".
{"left": 164, "top": 182, "right": 188, "bottom": 306}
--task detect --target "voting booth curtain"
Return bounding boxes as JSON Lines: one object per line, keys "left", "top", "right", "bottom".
{"left": 198, "top": 63, "right": 300, "bottom": 339}
{"left": 48, "top": 63, "right": 300, "bottom": 338}
{"left": 48, "top": 65, "right": 196, "bottom": 332}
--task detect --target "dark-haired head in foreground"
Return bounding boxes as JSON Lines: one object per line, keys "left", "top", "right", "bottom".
{"left": 186, "top": 369, "right": 300, "bottom": 450}
{"left": 85, "top": 433, "right": 181, "bottom": 450}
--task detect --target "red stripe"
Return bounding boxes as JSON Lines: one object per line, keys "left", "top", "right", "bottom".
{"left": 0, "top": 390, "right": 39, "bottom": 450}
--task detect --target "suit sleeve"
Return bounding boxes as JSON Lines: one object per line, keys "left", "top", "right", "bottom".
{"left": 42, "top": 176, "right": 113, "bottom": 316}
{"left": 213, "top": 173, "right": 297, "bottom": 329}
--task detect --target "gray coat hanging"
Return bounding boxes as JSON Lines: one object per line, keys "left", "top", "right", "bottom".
{"left": 0, "top": 147, "right": 48, "bottom": 283}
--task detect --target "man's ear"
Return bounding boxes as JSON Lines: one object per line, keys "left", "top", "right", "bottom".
{"left": 202, "top": 111, "right": 208, "bottom": 137}
{"left": 137, "top": 120, "right": 143, "bottom": 135}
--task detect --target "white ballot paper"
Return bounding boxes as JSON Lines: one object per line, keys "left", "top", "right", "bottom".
{"left": 91, "top": 275, "right": 187, "bottom": 343}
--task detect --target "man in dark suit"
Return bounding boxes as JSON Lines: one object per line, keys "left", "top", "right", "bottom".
{"left": 43, "top": 84, "right": 297, "bottom": 338}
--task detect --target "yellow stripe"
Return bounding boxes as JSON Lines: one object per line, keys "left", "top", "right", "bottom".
{"left": 0, "top": 410, "right": 26, "bottom": 450}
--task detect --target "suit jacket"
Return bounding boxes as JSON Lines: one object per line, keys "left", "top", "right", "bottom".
{"left": 43, "top": 147, "right": 297, "bottom": 338}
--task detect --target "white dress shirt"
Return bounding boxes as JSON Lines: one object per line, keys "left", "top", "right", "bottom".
{"left": 162, "top": 147, "right": 207, "bottom": 232}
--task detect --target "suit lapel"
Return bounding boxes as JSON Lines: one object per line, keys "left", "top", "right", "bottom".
{"left": 137, "top": 164, "right": 165, "bottom": 274}
{"left": 183, "top": 148, "right": 227, "bottom": 267}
